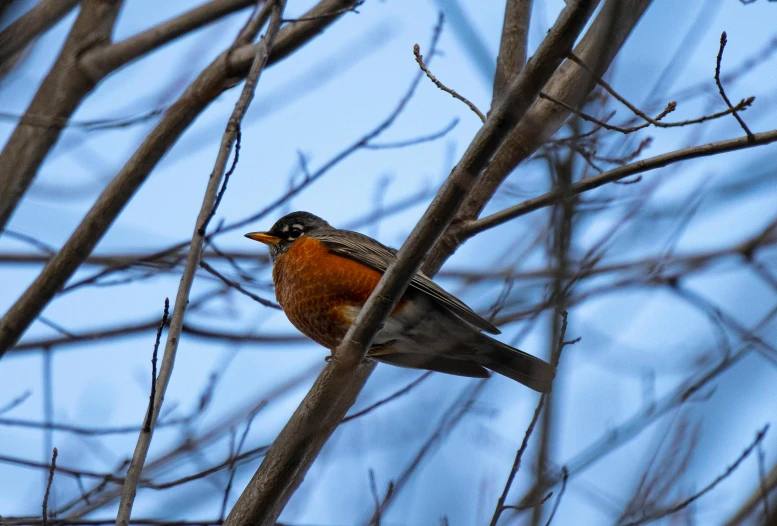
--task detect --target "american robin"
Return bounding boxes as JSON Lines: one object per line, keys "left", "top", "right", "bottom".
{"left": 245, "top": 211, "right": 555, "bottom": 392}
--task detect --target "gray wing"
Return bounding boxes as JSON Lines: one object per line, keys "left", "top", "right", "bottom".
{"left": 313, "top": 230, "right": 501, "bottom": 335}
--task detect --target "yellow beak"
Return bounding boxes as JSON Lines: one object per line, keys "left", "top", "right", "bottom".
{"left": 244, "top": 232, "right": 281, "bottom": 245}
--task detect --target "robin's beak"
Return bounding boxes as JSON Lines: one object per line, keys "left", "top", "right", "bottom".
{"left": 244, "top": 232, "right": 281, "bottom": 245}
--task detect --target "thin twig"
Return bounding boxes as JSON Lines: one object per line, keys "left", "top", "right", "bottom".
{"left": 715, "top": 32, "right": 755, "bottom": 142}
{"left": 504, "top": 491, "right": 554, "bottom": 512}
{"left": 0, "top": 108, "right": 165, "bottom": 131}
{"left": 512, "top": 305, "right": 777, "bottom": 510}
{"left": 42, "top": 448, "right": 58, "bottom": 526}
{"left": 490, "top": 394, "right": 546, "bottom": 526}
{"left": 543, "top": 467, "right": 568, "bottom": 526}
{"left": 281, "top": 0, "right": 363, "bottom": 22}
{"left": 491, "top": 311, "right": 575, "bottom": 526}
{"left": 368, "top": 469, "right": 382, "bottom": 526}
{"left": 364, "top": 118, "right": 459, "bottom": 149}
{"left": 369, "top": 380, "right": 489, "bottom": 522}
{"left": 199, "top": 128, "right": 242, "bottom": 235}
{"left": 414, "top": 44, "right": 486, "bottom": 123}
{"left": 221, "top": 410, "right": 260, "bottom": 518}
{"left": 224, "top": 5, "right": 600, "bottom": 523}
{"left": 1, "top": 229, "right": 56, "bottom": 255}
{"left": 0, "top": 391, "right": 32, "bottom": 415}
{"left": 541, "top": 90, "right": 753, "bottom": 135}
{"left": 341, "top": 371, "right": 433, "bottom": 423}
{"left": 758, "top": 441, "right": 771, "bottom": 524}
{"left": 143, "top": 299, "right": 169, "bottom": 433}
{"left": 623, "top": 425, "right": 769, "bottom": 525}
{"left": 199, "top": 260, "right": 281, "bottom": 309}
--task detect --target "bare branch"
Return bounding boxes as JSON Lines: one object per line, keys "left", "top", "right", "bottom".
{"left": 0, "top": 0, "right": 79, "bottom": 65}
{"left": 491, "top": 311, "right": 574, "bottom": 525}
{"left": 42, "top": 448, "right": 58, "bottom": 526}
{"left": 0, "top": 107, "right": 166, "bottom": 131}
{"left": 426, "top": 0, "right": 651, "bottom": 273}
{"left": 115, "top": 3, "right": 286, "bottom": 524}
{"left": 515, "top": 304, "right": 777, "bottom": 509}
{"left": 364, "top": 118, "right": 459, "bottom": 149}
{"left": 368, "top": 379, "right": 489, "bottom": 521}
{"left": 544, "top": 468, "right": 568, "bottom": 525}
{"left": 414, "top": 43, "right": 486, "bottom": 123}
{"left": 341, "top": 371, "right": 433, "bottom": 423}
{"left": 229, "top": 0, "right": 365, "bottom": 68}
{"left": 0, "top": 0, "right": 367, "bottom": 356}
{"left": 199, "top": 260, "right": 281, "bottom": 309}
{"left": 490, "top": 392, "right": 546, "bottom": 525}
{"left": 623, "top": 425, "right": 769, "bottom": 525}
{"left": 281, "top": 0, "right": 363, "bottom": 22}
{"left": 143, "top": 299, "right": 170, "bottom": 433}
{"left": 0, "top": 391, "right": 31, "bottom": 415}
{"left": 0, "top": 0, "right": 124, "bottom": 231}
{"left": 492, "top": 0, "right": 533, "bottom": 103}
{"left": 224, "top": 3, "right": 598, "bottom": 523}
{"left": 461, "top": 128, "right": 777, "bottom": 240}
{"left": 80, "top": 0, "right": 259, "bottom": 77}
{"left": 715, "top": 31, "right": 755, "bottom": 141}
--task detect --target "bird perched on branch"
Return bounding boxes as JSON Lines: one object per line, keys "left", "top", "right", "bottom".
{"left": 245, "top": 212, "right": 554, "bottom": 392}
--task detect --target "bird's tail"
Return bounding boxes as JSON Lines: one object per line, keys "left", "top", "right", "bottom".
{"left": 470, "top": 334, "right": 555, "bottom": 393}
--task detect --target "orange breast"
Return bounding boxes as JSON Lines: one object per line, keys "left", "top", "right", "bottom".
{"left": 273, "top": 236, "right": 393, "bottom": 349}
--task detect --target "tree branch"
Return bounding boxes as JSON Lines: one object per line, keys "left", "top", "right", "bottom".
{"left": 0, "top": 0, "right": 79, "bottom": 65}
{"left": 492, "top": 0, "right": 533, "bottom": 104}
{"left": 715, "top": 31, "right": 755, "bottom": 142}
{"left": 425, "top": 0, "right": 652, "bottom": 274}
{"left": 460, "top": 128, "right": 777, "bottom": 239}
{"left": 0, "top": 0, "right": 124, "bottom": 231}
{"left": 414, "top": 43, "right": 486, "bottom": 122}
{"left": 80, "top": 0, "right": 258, "bottom": 77}
{"left": 114, "top": 3, "right": 285, "bottom": 524}
{"left": 223, "top": 2, "right": 598, "bottom": 523}
{"left": 623, "top": 425, "right": 769, "bottom": 525}
{"left": 0, "top": 0, "right": 360, "bottom": 357}
{"left": 0, "top": 0, "right": 361, "bottom": 237}
{"left": 515, "top": 304, "right": 777, "bottom": 509}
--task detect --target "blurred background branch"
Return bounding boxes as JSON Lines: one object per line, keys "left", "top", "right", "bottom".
{"left": 1, "top": 0, "right": 777, "bottom": 524}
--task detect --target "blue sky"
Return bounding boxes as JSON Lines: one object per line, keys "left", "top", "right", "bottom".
{"left": 1, "top": 0, "right": 777, "bottom": 524}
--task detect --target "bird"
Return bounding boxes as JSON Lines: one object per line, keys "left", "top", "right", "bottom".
{"left": 245, "top": 211, "right": 555, "bottom": 392}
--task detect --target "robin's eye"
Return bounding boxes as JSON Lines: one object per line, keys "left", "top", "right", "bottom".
{"left": 289, "top": 227, "right": 303, "bottom": 239}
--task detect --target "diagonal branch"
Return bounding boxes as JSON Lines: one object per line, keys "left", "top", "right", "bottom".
{"left": 414, "top": 43, "right": 486, "bottom": 122}
{"left": 368, "top": 379, "right": 490, "bottom": 522}
{"left": 459, "top": 128, "right": 777, "bottom": 239}
{"left": 223, "top": 2, "right": 598, "bottom": 524}
{"left": 0, "top": 0, "right": 362, "bottom": 236}
{"left": 425, "top": 0, "right": 652, "bottom": 275}
{"left": 0, "top": 0, "right": 364, "bottom": 357}
{"left": 114, "top": 2, "right": 286, "bottom": 524}
{"left": 514, "top": 303, "right": 777, "bottom": 510}
{"left": 492, "top": 0, "right": 533, "bottom": 104}
{"left": 623, "top": 425, "right": 769, "bottom": 525}
{"left": 80, "top": 0, "right": 259, "bottom": 77}
{"left": 0, "top": 0, "right": 79, "bottom": 66}
{"left": 0, "top": 0, "right": 124, "bottom": 231}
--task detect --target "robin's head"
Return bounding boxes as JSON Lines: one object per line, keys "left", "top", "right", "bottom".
{"left": 245, "top": 211, "right": 330, "bottom": 261}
